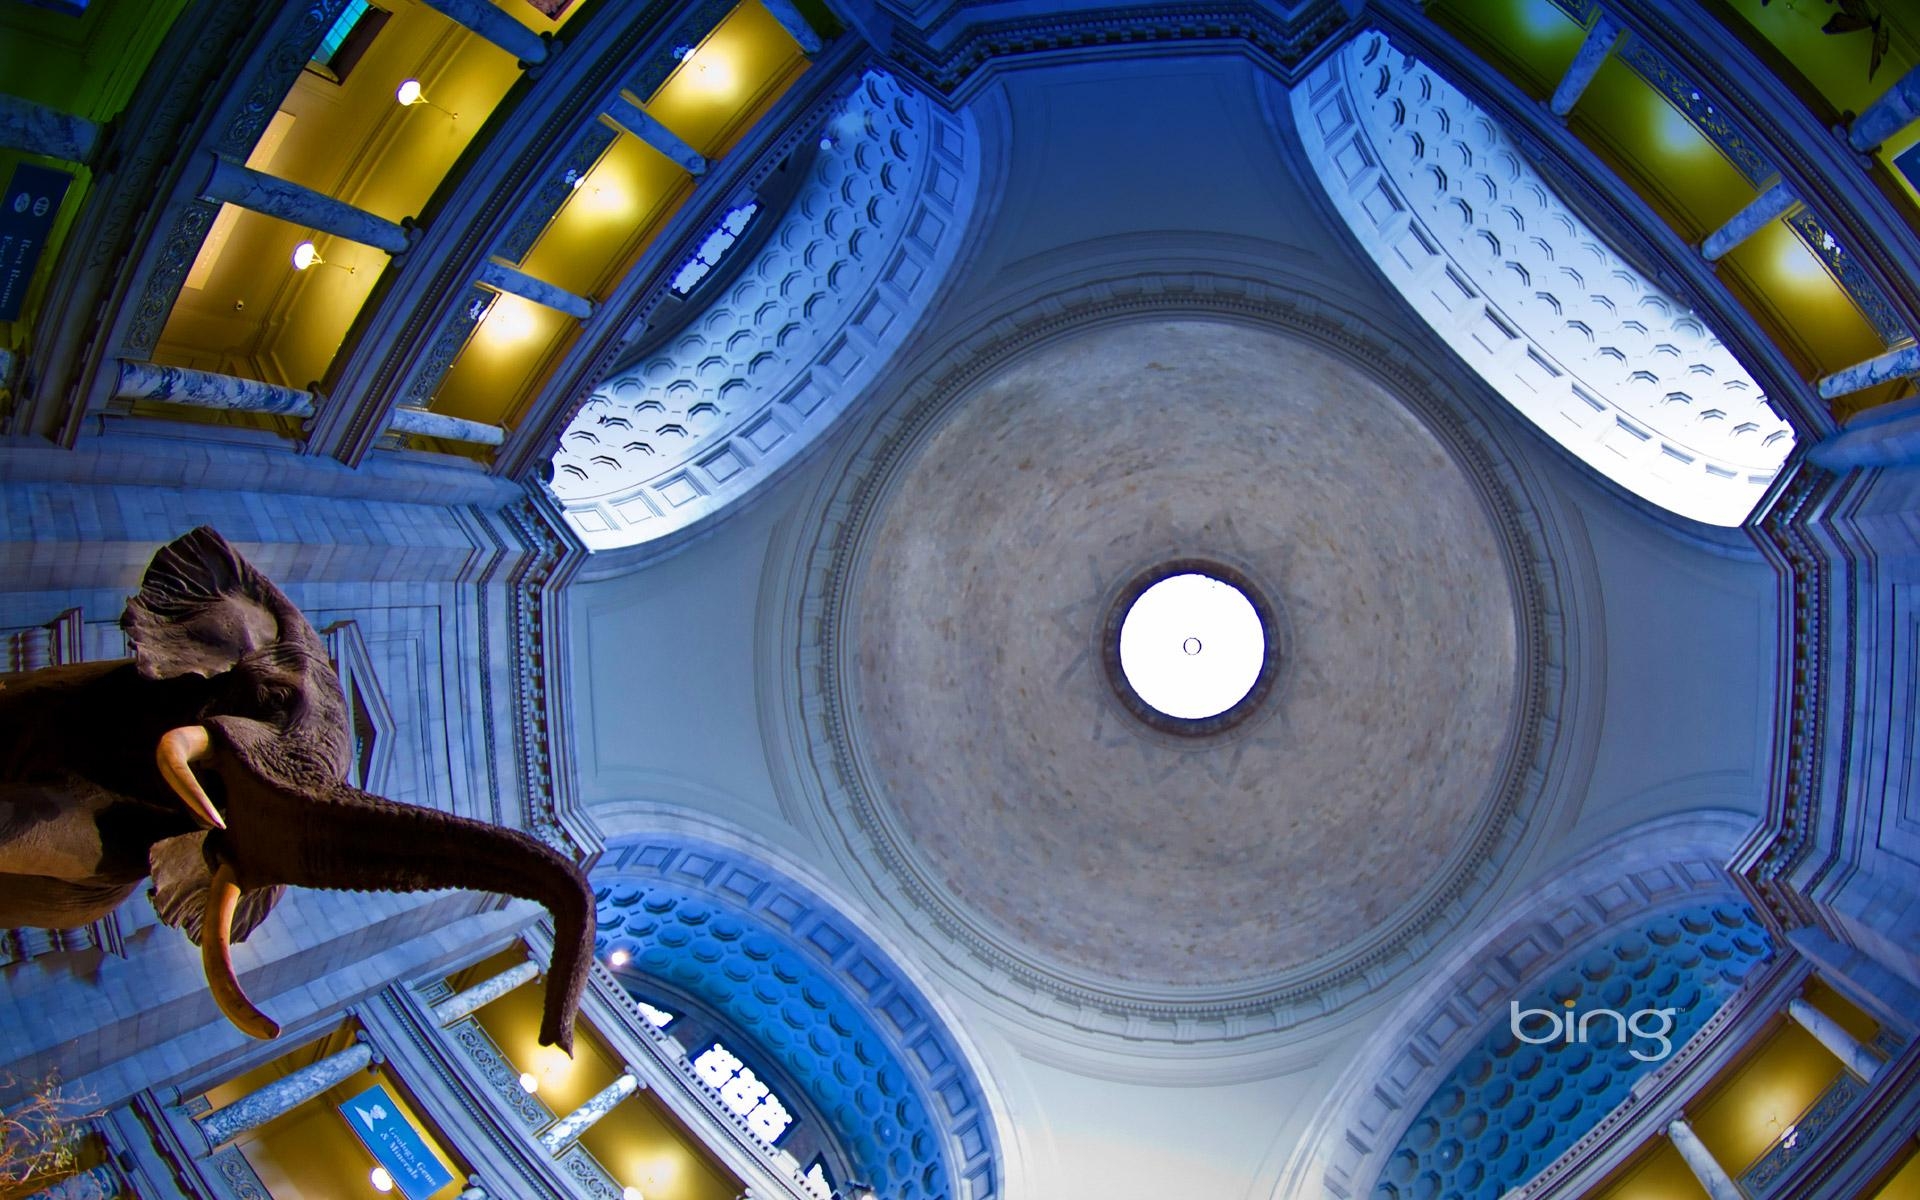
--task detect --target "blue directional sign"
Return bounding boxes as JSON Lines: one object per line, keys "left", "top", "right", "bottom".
{"left": 338, "top": 1084, "right": 456, "bottom": 1200}
{"left": 0, "top": 163, "right": 73, "bottom": 322}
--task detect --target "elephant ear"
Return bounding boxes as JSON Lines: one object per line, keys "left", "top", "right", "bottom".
{"left": 122, "top": 527, "right": 311, "bottom": 680}
{"left": 148, "top": 832, "right": 283, "bottom": 945}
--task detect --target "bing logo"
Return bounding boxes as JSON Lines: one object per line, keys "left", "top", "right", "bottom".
{"left": 1510, "top": 997, "right": 1679, "bottom": 1062}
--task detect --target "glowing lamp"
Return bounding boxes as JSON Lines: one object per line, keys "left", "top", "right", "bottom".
{"left": 623, "top": 1189, "right": 645, "bottom": 1200}
{"left": 395, "top": 79, "right": 425, "bottom": 106}
{"left": 518, "top": 1071, "right": 539, "bottom": 1093}
{"left": 609, "top": 948, "right": 631, "bottom": 967}
{"left": 371, "top": 1166, "right": 395, "bottom": 1192}
{"left": 291, "top": 241, "right": 321, "bottom": 271}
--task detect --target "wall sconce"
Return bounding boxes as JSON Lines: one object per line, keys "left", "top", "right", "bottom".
{"left": 371, "top": 1166, "right": 396, "bottom": 1192}
{"left": 291, "top": 240, "right": 355, "bottom": 274}
{"left": 518, "top": 1071, "right": 539, "bottom": 1094}
{"left": 608, "top": 947, "right": 631, "bottom": 967}
{"left": 622, "top": 1189, "right": 644, "bottom": 1200}
{"left": 395, "top": 78, "right": 458, "bottom": 120}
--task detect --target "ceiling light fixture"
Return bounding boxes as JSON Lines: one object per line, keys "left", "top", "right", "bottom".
{"left": 395, "top": 78, "right": 458, "bottom": 120}
{"left": 371, "top": 1166, "right": 395, "bottom": 1192}
{"left": 518, "top": 1071, "right": 539, "bottom": 1093}
{"left": 291, "top": 240, "right": 355, "bottom": 274}
{"left": 608, "top": 947, "right": 631, "bottom": 967}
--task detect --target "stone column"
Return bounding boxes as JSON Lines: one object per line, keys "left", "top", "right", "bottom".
{"left": 0, "top": 92, "right": 98, "bottom": 162}
{"left": 1550, "top": 15, "right": 1622, "bottom": 118}
{"left": 757, "top": 0, "right": 822, "bottom": 54}
{"left": 1849, "top": 63, "right": 1920, "bottom": 152}
{"left": 416, "top": 0, "right": 549, "bottom": 65}
{"left": 538, "top": 1070, "right": 640, "bottom": 1153}
{"left": 388, "top": 406, "right": 506, "bottom": 446}
{"left": 1667, "top": 1118, "right": 1743, "bottom": 1200}
{"left": 200, "top": 155, "right": 411, "bottom": 254}
{"left": 1817, "top": 343, "right": 1920, "bottom": 401}
{"left": 605, "top": 96, "right": 706, "bottom": 175}
{"left": 1702, "top": 180, "right": 1800, "bottom": 260}
{"left": 433, "top": 959, "right": 541, "bottom": 1024}
{"left": 1789, "top": 997, "right": 1883, "bottom": 1083}
{"left": 196, "top": 1040, "right": 375, "bottom": 1147}
{"left": 478, "top": 261, "right": 593, "bottom": 319}
{"left": 115, "top": 360, "right": 317, "bottom": 416}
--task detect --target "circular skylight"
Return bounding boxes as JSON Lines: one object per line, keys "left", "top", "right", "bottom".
{"left": 1117, "top": 572, "right": 1266, "bottom": 720}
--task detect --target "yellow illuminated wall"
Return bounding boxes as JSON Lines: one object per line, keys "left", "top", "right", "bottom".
{"left": 1427, "top": 0, "right": 1587, "bottom": 102}
{"left": 459, "top": 955, "right": 743, "bottom": 1200}
{"left": 520, "top": 126, "right": 695, "bottom": 300}
{"left": 153, "top": 0, "right": 523, "bottom": 396}
{"left": 203, "top": 1028, "right": 468, "bottom": 1200}
{"left": 1587, "top": 1138, "right": 1711, "bottom": 1200}
{"left": 1687, "top": 1020, "right": 1846, "bottom": 1177}
{"left": 430, "top": 291, "right": 575, "bottom": 429}
{"left": 1565, "top": 59, "right": 1757, "bottom": 241}
{"left": 645, "top": 0, "right": 811, "bottom": 159}
{"left": 1719, "top": 222, "right": 1905, "bottom": 418}
{"left": 1872, "top": 1143, "right": 1920, "bottom": 1200}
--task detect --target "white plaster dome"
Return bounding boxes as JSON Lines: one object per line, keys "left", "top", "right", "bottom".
{"left": 813, "top": 314, "right": 1547, "bottom": 1021}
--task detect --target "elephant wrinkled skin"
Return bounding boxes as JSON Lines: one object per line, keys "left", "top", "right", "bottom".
{"left": 0, "top": 527, "right": 594, "bottom": 1051}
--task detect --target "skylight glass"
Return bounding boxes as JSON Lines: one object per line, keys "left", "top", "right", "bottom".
{"left": 1117, "top": 573, "right": 1265, "bottom": 720}
{"left": 692, "top": 1041, "right": 794, "bottom": 1142}
{"left": 670, "top": 202, "right": 761, "bottom": 296}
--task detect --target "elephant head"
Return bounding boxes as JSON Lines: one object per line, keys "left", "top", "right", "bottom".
{"left": 2, "top": 527, "right": 594, "bottom": 1052}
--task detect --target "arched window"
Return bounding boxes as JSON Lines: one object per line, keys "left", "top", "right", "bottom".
{"left": 1295, "top": 34, "right": 1795, "bottom": 526}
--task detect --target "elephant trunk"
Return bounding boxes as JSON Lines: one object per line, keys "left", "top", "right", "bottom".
{"left": 250, "top": 786, "right": 595, "bottom": 1053}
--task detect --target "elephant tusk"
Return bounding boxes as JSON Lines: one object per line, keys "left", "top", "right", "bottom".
{"left": 203, "top": 863, "right": 280, "bottom": 1040}
{"left": 157, "top": 725, "right": 224, "bottom": 830}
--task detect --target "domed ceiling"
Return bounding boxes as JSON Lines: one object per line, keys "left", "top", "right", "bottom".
{"left": 798, "top": 308, "right": 1566, "bottom": 1033}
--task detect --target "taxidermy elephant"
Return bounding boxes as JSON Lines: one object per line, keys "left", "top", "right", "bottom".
{"left": 0, "top": 527, "right": 593, "bottom": 1052}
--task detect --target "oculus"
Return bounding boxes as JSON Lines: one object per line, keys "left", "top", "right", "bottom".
{"left": 1103, "top": 559, "right": 1278, "bottom": 735}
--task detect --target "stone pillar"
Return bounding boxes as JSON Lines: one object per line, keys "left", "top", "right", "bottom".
{"left": 416, "top": 0, "right": 549, "bottom": 65}
{"left": 388, "top": 405, "right": 506, "bottom": 446}
{"left": 1849, "top": 63, "right": 1920, "bottom": 152}
{"left": 0, "top": 92, "right": 98, "bottom": 162}
{"left": 605, "top": 95, "right": 706, "bottom": 175}
{"left": 1667, "top": 1118, "right": 1743, "bottom": 1200}
{"left": 1817, "top": 343, "right": 1920, "bottom": 401}
{"left": 115, "top": 360, "right": 317, "bottom": 416}
{"left": 196, "top": 1040, "right": 376, "bottom": 1147}
{"left": 433, "top": 959, "right": 541, "bottom": 1024}
{"left": 477, "top": 261, "right": 593, "bottom": 319}
{"left": 538, "top": 1070, "right": 640, "bottom": 1153}
{"left": 1702, "top": 179, "right": 1800, "bottom": 261}
{"left": 201, "top": 155, "right": 411, "bottom": 254}
{"left": 1789, "top": 997, "right": 1883, "bottom": 1083}
{"left": 757, "top": 0, "right": 822, "bottom": 53}
{"left": 1550, "top": 15, "right": 1622, "bottom": 118}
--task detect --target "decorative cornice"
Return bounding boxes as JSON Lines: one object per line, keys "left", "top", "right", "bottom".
{"left": 885, "top": 0, "right": 1352, "bottom": 97}
{"left": 496, "top": 496, "right": 590, "bottom": 855}
{"left": 793, "top": 275, "right": 1571, "bottom": 1038}
{"left": 1737, "top": 464, "right": 1846, "bottom": 933}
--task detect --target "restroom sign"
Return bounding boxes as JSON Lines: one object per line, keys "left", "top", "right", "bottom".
{"left": 338, "top": 1083, "right": 456, "bottom": 1200}
{"left": 0, "top": 163, "right": 73, "bottom": 322}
